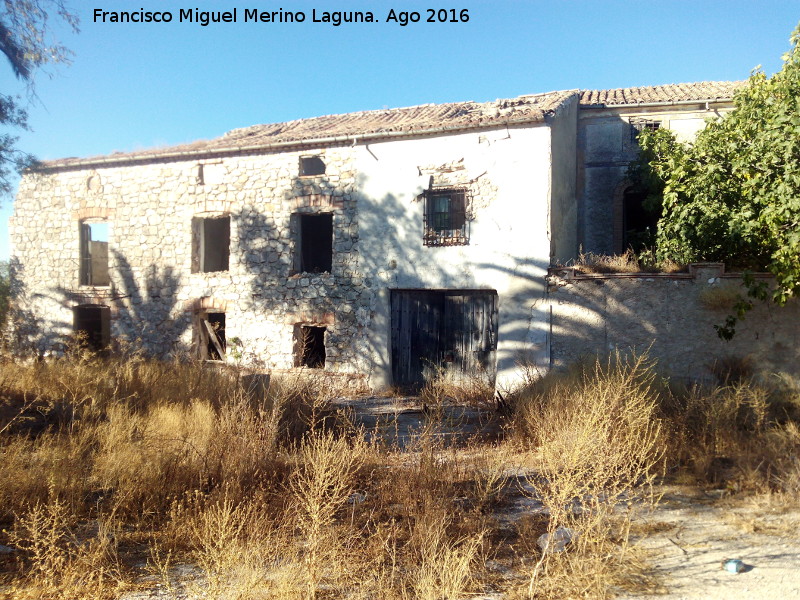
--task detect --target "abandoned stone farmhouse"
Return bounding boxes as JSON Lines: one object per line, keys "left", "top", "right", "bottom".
{"left": 16, "top": 80, "right": 783, "bottom": 390}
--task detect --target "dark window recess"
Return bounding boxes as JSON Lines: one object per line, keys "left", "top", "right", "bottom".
{"left": 79, "top": 222, "right": 110, "bottom": 286}
{"left": 630, "top": 118, "right": 660, "bottom": 142}
{"left": 199, "top": 312, "right": 226, "bottom": 360}
{"left": 294, "top": 325, "right": 326, "bottom": 368}
{"left": 423, "top": 188, "right": 469, "bottom": 247}
{"left": 296, "top": 213, "right": 333, "bottom": 273}
{"left": 73, "top": 305, "right": 111, "bottom": 353}
{"left": 300, "top": 156, "right": 326, "bottom": 176}
{"left": 622, "top": 187, "right": 659, "bottom": 252}
{"left": 193, "top": 216, "right": 230, "bottom": 273}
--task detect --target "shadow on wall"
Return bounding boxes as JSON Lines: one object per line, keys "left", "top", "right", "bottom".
{"left": 474, "top": 257, "right": 550, "bottom": 384}
{"left": 233, "top": 168, "right": 486, "bottom": 387}
{"left": 231, "top": 169, "right": 445, "bottom": 384}
{"left": 7, "top": 257, "right": 72, "bottom": 356}
{"left": 11, "top": 166, "right": 556, "bottom": 388}
{"left": 104, "top": 250, "right": 190, "bottom": 356}
{"left": 547, "top": 268, "right": 800, "bottom": 383}
{"left": 9, "top": 251, "right": 191, "bottom": 359}
{"left": 578, "top": 113, "right": 664, "bottom": 256}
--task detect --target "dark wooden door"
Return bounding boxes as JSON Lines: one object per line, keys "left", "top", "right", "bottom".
{"left": 391, "top": 290, "right": 497, "bottom": 391}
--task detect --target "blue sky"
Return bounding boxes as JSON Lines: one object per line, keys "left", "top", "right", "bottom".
{"left": 1, "top": 0, "right": 799, "bottom": 259}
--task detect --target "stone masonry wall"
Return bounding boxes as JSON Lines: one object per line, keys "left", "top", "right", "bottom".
{"left": 548, "top": 263, "right": 800, "bottom": 381}
{"left": 10, "top": 147, "right": 372, "bottom": 373}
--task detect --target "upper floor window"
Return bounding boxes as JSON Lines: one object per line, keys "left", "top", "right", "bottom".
{"left": 192, "top": 216, "right": 230, "bottom": 273}
{"left": 79, "top": 221, "right": 110, "bottom": 286}
{"left": 423, "top": 188, "right": 468, "bottom": 247}
{"left": 629, "top": 118, "right": 660, "bottom": 142}
{"left": 300, "top": 155, "right": 326, "bottom": 177}
{"left": 294, "top": 213, "right": 333, "bottom": 273}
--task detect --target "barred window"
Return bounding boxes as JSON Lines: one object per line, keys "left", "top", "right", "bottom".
{"left": 423, "top": 188, "right": 469, "bottom": 247}
{"left": 629, "top": 118, "right": 660, "bottom": 142}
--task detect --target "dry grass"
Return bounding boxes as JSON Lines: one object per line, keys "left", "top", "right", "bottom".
{"left": 420, "top": 367, "right": 495, "bottom": 408}
{"left": 511, "top": 352, "right": 665, "bottom": 599}
{"left": 0, "top": 354, "right": 507, "bottom": 599}
{"left": 1, "top": 351, "right": 798, "bottom": 599}
{"left": 662, "top": 376, "right": 800, "bottom": 494}
{"left": 569, "top": 249, "right": 685, "bottom": 274}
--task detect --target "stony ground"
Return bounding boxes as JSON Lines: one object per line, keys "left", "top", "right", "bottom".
{"left": 621, "top": 487, "right": 800, "bottom": 600}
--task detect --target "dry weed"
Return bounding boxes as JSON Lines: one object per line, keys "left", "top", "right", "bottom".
{"left": 569, "top": 249, "right": 685, "bottom": 275}
{"left": 8, "top": 494, "right": 124, "bottom": 599}
{"left": 411, "top": 512, "right": 483, "bottom": 600}
{"left": 289, "top": 430, "right": 367, "bottom": 598}
{"left": 513, "top": 351, "right": 664, "bottom": 599}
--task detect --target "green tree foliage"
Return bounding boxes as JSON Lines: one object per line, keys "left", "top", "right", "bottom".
{"left": 634, "top": 24, "right": 800, "bottom": 337}
{"left": 0, "top": 1, "right": 78, "bottom": 196}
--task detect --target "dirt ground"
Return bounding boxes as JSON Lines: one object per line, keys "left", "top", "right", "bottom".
{"left": 115, "top": 487, "right": 800, "bottom": 600}
{"left": 620, "top": 487, "right": 800, "bottom": 600}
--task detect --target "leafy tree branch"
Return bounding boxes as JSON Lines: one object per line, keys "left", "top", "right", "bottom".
{"left": 633, "top": 23, "right": 800, "bottom": 338}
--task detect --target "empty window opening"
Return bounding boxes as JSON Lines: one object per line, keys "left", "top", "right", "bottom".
{"left": 79, "top": 221, "right": 110, "bottom": 286}
{"left": 73, "top": 305, "right": 111, "bottom": 353}
{"left": 199, "top": 312, "right": 226, "bottom": 361}
{"left": 197, "top": 163, "right": 225, "bottom": 185}
{"left": 193, "top": 216, "right": 230, "bottom": 273}
{"left": 630, "top": 118, "right": 660, "bottom": 141}
{"left": 423, "top": 188, "right": 468, "bottom": 246}
{"left": 300, "top": 156, "right": 326, "bottom": 176}
{"left": 622, "top": 187, "right": 659, "bottom": 252}
{"left": 295, "top": 213, "right": 333, "bottom": 273}
{"left": 294, "top": 325, "right": 326, "bottom": 368}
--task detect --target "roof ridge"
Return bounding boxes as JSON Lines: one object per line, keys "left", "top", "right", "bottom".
{"left": 579, "top": 80, "right": 744, "bottom": 106}
{"left": 43, "top": 90, "right": 577, "bottom": 168}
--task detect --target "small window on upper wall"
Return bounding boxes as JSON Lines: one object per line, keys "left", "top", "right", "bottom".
{"left": 80, "top": 221, "right": 110, "bottom": 286}
{"left": 423, "top": 188, "right": 469, "bottom": 247}
{"left": 192, "top": 216, "right": 230, "bottom": 273}
{"left": 629, "top": 118, "right": 660, "bottom": 142}
{"left": 300, "top": 156, "right": 326, "bottom": 176}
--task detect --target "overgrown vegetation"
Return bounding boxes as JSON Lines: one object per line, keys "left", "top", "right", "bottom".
{"left": 632, "top": 23, "right": 800, "bottom": 336}
{"left": 0, "top": 351, "right": 798, "bottom": 599}
{"left": 568, "top": 249, "right": 685, "bottom": 275}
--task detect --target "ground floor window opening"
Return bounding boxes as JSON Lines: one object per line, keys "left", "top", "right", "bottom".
{"left": 73, "top": 304, "right": 111, "bottom": 353}
{"left": 198, "top": 312, "right": 226, "bottom": 361}
{"left": 294, "top": 324, "right": 326, "bottom": 368}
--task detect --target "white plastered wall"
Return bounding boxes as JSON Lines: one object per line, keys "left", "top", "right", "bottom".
{"left": 351, "top": 124, "right": 555, "bottom": 389}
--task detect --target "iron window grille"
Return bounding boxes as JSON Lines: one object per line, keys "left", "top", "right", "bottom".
{"left": 629, "top": 118, "right": 661, "bottom": 142}
{"left": 423, "top": 188, "right": 469, "bottom": 247}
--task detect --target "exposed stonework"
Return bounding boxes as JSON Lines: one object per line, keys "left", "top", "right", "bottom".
{"left": 548, "top": 264, "right": 800, "bottom": 381}
{"left": 10, "top": 148, "right": 372, "bottom": 372}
